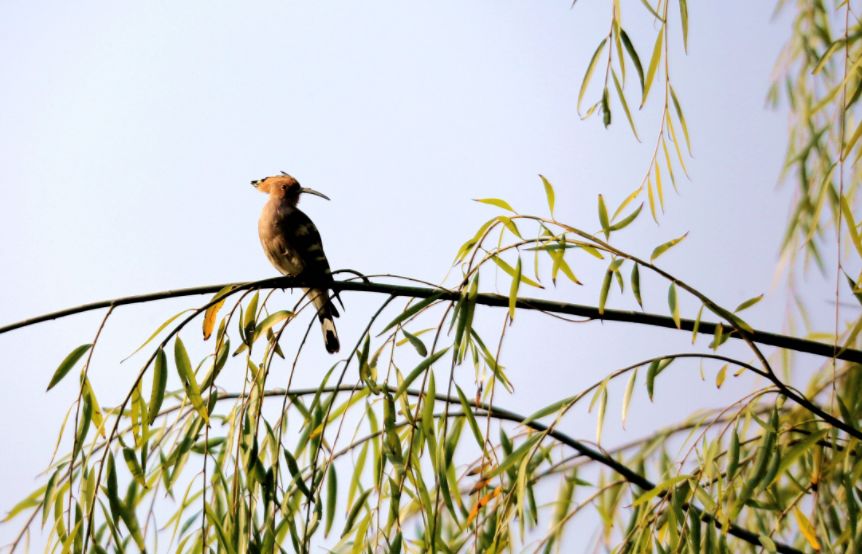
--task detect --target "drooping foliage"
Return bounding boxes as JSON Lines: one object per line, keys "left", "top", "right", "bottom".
{"left": 4, "top": 1, "right": 862, "bottom": 553}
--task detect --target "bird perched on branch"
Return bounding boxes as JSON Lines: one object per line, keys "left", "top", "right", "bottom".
{"left": 252, "top": 172, "right": 340, "bottom": 353}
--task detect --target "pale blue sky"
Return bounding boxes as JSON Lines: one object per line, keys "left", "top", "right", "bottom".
{"left": 0, "top": 0, "right": 829, "bottom": 549}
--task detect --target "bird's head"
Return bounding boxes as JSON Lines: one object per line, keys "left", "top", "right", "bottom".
{"left": 251, "top": 172, "right": 331, "bottom": 206}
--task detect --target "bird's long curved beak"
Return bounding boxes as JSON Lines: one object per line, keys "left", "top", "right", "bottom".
{"left": 301, "top": 187, "right": 331, "bottom": 200}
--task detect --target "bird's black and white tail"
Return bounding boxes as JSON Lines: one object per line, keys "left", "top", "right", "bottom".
{"left": 309, "top": 288, "right": 340, "bottom": 353}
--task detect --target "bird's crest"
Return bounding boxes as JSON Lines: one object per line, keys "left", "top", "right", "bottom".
{"left": 251, "top": 173, "right": 299, "bottom": 194}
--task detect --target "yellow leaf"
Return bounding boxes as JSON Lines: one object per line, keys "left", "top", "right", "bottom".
{"left": 641, "top": 26, "right": 664, "bottom": 107}
{"left": 840, "top": 195, "right": 862, "bottom": 258}
{"left": 715, "top": 364, "right": 727, "bottom": 389}
{"left": 203, "top": 285, "right": 234, "bottom": 340}
{"left": 647, "top": 177, "right": 657, "bottom": 223}
{"left": 579, "top": 39, "right": 608, "bottom": 114}
{"left": 474, "top": 197, "right": 515, "bottom": 212}
{"left": 793, "top": 507, "right": 821, "bottom": 551}
{"left": 612, "top": 186, "right": 643, "bottom": 221}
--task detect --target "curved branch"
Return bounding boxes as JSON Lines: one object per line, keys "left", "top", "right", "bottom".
{"left": 1, "top": 276, "right": 859, "bottom": 364}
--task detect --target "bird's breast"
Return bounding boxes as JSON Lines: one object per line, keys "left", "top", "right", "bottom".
{"left": 258, "top": 204, "right": 304, "bottom": 276}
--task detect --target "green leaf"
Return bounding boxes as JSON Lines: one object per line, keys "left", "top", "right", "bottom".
{"left": 389, "top": 532, "right": 403, "bottom": 554}
{"left": 454, "top": 218, "right": 497, "bottom": 263}
{"left": 598, "top": 194, "right": 610, "bottom": 238}
{"left": 666, "top": 114, "right": 690, "bottom": 177}
{"left": 691, "top": 304, "right": 704, "bottom": 344}
{"left": 595, "top": 385, "right": 608, "bottom": 444}
{"left": 380, "top": 293, "right": 443, "bottom": 333}
{"left": 846, "top": 271, "right": 862, "bottom": 306}
{"left": 540, "top": 174, "right": 555, "bottom": 216}
{"left": 47, "top": 344, "right": 92, "bottom": 391}
{"left": 549, "top": 244, "right": 582, "bottom": 285}
{"left": 130, "top": 382, "right": 147, "bottom": 447}
{"left": 341, "top": 489, "right": 372, "bottom": 538}
{"left": 394, "top": 347, "right": 450, "bottom": 398}
{"left": 812, "top": 40, "right": 844, "bottom": 75}
{"left": 473, "top": 198, "right": 515, "bottom": 212}
{"left": 578, "top": 38, "right": 608, "bottom": 114}
{"left": 609, "top": 203, "right": 643, "bottom": 232}
{"left": 325, "top": 464, "right": 337, "bottom": 536}
{"left": 488, "top": 434, "right": 542, "bottom": 479}
{"left": 283, "top": 447, "right": 313, "bottom": 500}
{"left": 678, "top": 0, "right": 689, "bottom": 52}
{"left": 726, "top": 429, "right": 740, "bottom": 479}
{"left": 639, "top": 0, "right": 664, "bottom": 21}
{"left": 174, "top": 338, "right": 208, "bottom": 421}
{"left": 668, "top": 283, "right": 680, "bottom": 328}
{"left": 601, "top": 86, "right": 611, "bottom": 127}
{"left": 670, "top": 85, "right": 692, "bottom": 154}
{"left": 734, "top": 294, "right": 763, "bottom": 313}
{"left": 122, "top": 448, "right": 147, "bottom": 488}
{"left": 646, "top": 358, "right": 672, "bottom": 401}
{"left": 242, "top": 291, "right": 260, "bottom": 340}
{"left": 612, "top": 69, "right": 640, "bottom": 140}
{"left": 578, "top": 244, "right": 605, "bottom": 259}
{"left": 204, "top": 503, "right": 237, "bottom": 554}
{"left": 650, "top": 232, "right": 688, "bottom": 261}
{"left": 348, "top": 442, "right": 368, "bottom": 508}
{"left": 491, "top": 255, "right": 542, "bottom": 288}
{"left": 402, "top": 330, "right": 428, "bottom": 357}
{"left": 715, "top": 364, "right": 727, "bottom": 389}
{"left": 621, "top": 368, "right": 637, "bottom": 429}
{"left": 2, "top": 485, "right": 46, "bottom": 523}
{"left": 840, "top": 194, "right": 862, "bottom": 258}
{"left": 774, "top": 429, "right": 827, "bottom": 481}
{"left": 522, "top": 395, "right": 576, "bottom": 425}
{"left": 147, "top": 348, "right": 167, "bottom": 425}
{"left": 620, "top": 29, "right": 644, "bottom": 94}
{"left": 632, "top": 475, "right": 689, "bottom": 506}
{"left": 661, "top": 137, "right": 678, "bottom": 192}
{"left": 498, "top": 215, "right": 522, "bottom": 238}
{"left": 611, "top": 186, "right": 643, "bottom": 221}
{"left": 123, "top": 309, "right": 194, "bottom": 361}
{"left": 647, "top": 177, "right": 657, "bottom": 222}
{"left": 759, "top": 534, "right": 777, "bottom": 553}
{"left": 845, "top": 120, "right": 862, "bottom": 160}
{"left": 598, "top": 267, "right": 613, "bottom": 315}
{"left": 508, "top": 257, "right": 522, "bottom": 322}
{"left": 456, "top": 386, "right": 484, "bottom": 448}
{"left": 253, "top": 310, "right": 293, "bottom": 342}
{"left": 631, "top": 263, "right": 643, "bottom": 309}
{"left": 422, "top": 373, "right": 436, "bottom": 436}
{"left": 641, "top": 26, "right": 664, "bottom": 107}
{"left": 710, "top": 322, "right": 725, "bottom": 350}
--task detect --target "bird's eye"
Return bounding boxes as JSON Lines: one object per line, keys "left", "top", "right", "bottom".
{"left": 281, "top": 184, "right": 288, "bottom": 192}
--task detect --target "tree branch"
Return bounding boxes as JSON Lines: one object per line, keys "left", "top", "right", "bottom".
{"left": 1, "top": 276, "right": 859, "bottom": 365}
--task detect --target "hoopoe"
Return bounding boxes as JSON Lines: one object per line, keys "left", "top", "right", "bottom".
{"left": 252, "top": 172, "right": 340, "bottom": 353}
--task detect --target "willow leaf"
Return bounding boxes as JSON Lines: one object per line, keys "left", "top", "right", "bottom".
{"left": 579, "top": 39, "right": 608, "bottom": 115}
{"left": 641, "top": 27, "right": 664, "bottom": 108}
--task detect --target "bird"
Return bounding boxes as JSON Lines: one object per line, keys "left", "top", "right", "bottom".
{"left": 252, "top": 172, "right": 340, "bottom": 353}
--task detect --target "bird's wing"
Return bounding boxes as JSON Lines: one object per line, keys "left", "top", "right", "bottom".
{"left": 279, "top": 210, "right": 342, "bottom": 313}
{"left": 278, "top": 210, "right": 332, "bottom": 279}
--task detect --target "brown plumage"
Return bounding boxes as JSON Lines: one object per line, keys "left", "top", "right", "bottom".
{"left": 253, "top": 173, "right": 340, "bottom": 353}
